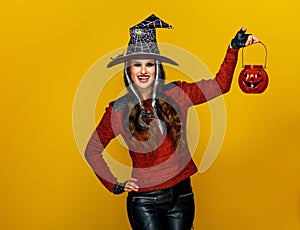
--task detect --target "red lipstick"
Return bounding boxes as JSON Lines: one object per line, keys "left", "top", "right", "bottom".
{"left": 137, "top": 74, "right": 150, "bottom": 83}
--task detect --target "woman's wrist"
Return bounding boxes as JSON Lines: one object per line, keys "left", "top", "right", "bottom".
{"left": 112, "top": 181, "right": 127, "bottom": 194}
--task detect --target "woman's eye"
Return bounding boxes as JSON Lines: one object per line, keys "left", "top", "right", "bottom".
{"left": 132, "top": 63, "right": 141, "bottom": 67}
{"left": 146, "top": 63, "right": 155, "bottom": 67}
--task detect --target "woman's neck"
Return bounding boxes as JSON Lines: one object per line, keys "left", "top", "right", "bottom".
{"left": 138, "top": 87, "right": 152, "bottom": 100}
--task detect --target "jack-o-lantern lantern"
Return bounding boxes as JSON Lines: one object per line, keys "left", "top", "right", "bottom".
{"left": 238, "top": 65, "right": 268, "bottom": 93}
{"left": 238, "top": 42, "right": 269, "bottom": 94}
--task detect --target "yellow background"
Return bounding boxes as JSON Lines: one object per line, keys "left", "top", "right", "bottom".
{"left": 1, "top": 0, "right": 300, "bottom": 229}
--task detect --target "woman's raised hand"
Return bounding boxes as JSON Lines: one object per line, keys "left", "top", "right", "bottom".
{"left": 230, "top": 27, "right": 260, "bottom": 49}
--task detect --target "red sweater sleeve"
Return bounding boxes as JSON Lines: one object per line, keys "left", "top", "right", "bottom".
{"left": 84, "top": 105, "right": 118, "bottom": 192}
{"left": 177, "top": 46, "right": 239, "bottom": 105}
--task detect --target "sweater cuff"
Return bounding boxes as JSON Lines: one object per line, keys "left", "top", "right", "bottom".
{"left": 227, "top": 45, "right": 240, "bottom": 54}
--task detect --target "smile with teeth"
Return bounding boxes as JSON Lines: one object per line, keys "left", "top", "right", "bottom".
{"left": 138, "top": 74, "right": 150, "bottom": 83}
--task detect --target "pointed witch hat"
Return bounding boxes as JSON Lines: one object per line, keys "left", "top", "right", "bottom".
{"left": 107, "top": 14, "right": 178, "bottom": 68}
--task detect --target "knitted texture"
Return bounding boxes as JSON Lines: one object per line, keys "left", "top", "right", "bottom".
{"left": 85, "top": 47, "right": 239, "bottom": 192}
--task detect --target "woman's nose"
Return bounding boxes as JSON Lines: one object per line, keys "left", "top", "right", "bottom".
{"left": 141, "top": 64, "right": 146, "bottom": 74}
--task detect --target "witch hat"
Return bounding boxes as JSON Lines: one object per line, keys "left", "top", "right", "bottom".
{"left": 107, "top": 14, "right": 178, "bottom": 68}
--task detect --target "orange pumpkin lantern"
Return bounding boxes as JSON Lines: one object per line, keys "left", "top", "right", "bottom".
{"left": 238, "top": 42, "right": 269, "bottom": 94}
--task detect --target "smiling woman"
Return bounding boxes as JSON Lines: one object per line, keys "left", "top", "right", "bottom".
{"left": 83, "top": 14, "right": 259, "bottom": 230}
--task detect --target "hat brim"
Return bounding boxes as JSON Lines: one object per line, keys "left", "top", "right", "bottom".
{"left": 107, "top": 53, "right": 178, "bottom": 68}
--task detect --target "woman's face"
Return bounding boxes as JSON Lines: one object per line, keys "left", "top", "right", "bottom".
{"left": 129, "top": 59, "right": 156, "bottom": 90}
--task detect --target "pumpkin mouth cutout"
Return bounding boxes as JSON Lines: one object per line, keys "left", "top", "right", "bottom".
{"left": 242, "top": 79, "right": 262, "bottom": 89}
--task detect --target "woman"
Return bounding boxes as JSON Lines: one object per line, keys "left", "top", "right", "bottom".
{"left": 85, "top": 14, "right": 259, "bottom": 230}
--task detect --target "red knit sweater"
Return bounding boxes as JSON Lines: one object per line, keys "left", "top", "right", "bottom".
{"left": 85, "top": 47, "right": 239, "bottom": 192}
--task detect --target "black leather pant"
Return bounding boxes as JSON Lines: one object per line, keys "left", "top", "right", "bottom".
{"left": 127, "top": 178, "right": 195, "bottom": 230}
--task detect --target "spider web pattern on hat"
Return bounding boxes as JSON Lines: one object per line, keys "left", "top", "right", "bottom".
{"left": 127, "top": 14, "right": 174, "bottom": 55}
{"left": 107, "top": 14, "right": 177, "bottom": 68}
{"left": 132, "top": 14, "right": 173, "bottom": 29}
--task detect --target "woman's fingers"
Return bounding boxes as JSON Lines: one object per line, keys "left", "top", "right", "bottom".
{"left": 124, "top": 178, "right": 139, "bottom": 192}
{"left": 245, "top": 34, "right": 260, "bottom": 46}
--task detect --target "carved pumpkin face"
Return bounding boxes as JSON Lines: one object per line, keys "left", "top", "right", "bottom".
{"left": 238, "top": 65, "right": 269, "bottom": 93}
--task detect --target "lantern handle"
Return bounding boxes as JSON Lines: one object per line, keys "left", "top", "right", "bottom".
{"left": 241, "top": 41, "right": 267, "bottom": 69}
